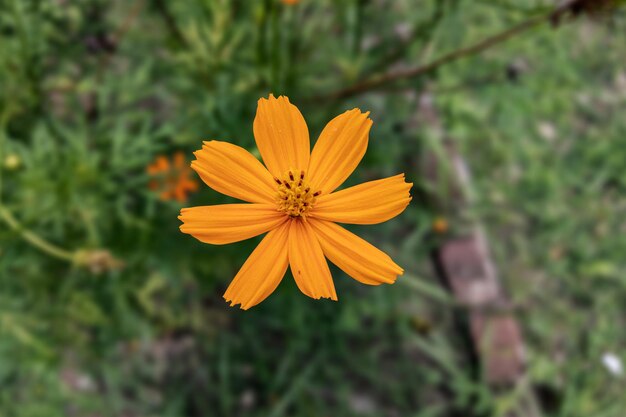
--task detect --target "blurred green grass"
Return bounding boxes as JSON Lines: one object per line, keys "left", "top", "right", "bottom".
{"left": 0, "top": 0, "right": 625, "bottom": 416}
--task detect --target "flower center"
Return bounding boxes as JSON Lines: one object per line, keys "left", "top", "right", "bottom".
{"left": 274, "top": 170, "right": 320, "bottom": 218}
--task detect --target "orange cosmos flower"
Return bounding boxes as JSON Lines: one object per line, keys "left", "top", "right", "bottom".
{"left": 179, "top": 95, "right": 412, "bottom": 309}
{"left": 147, "top": 151, "right": 199, "bottom": 203}
{"left": 432, "top": 216, "right": 449, "bottom": 234}
{"left": 282, "top": 0, "right": 300, "bottom": 4}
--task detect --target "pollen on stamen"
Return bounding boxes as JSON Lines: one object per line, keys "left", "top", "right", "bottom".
{"left": 275, "top": 169, "right": 320, "bottom": 218}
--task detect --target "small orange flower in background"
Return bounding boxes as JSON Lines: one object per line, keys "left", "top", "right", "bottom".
{"left": 147, "top": 151, "right": 199, "bottom": 203}
{"left": 432, "top": 216, "right": 449, "bottom": 234}
{"left": 179, "top": 95, "right": 412, "bottom": 309}
{"left": 282, "top": 0, "right": 300, "bottom": 5}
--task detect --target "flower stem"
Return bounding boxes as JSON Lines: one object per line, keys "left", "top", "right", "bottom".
{"left": 0, "top": 204, "right": 76, "bottom": 263}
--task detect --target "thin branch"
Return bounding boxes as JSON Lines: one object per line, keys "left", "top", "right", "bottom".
{"left": 309, "top": 1, "right": 578, "bottom": 102}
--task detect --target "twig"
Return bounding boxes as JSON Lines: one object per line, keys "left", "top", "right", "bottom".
{"left": 310, "top": 1, "right": 578, "bottom": 102}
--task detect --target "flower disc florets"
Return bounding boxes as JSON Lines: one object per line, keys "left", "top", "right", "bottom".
{"left": 274, "top": 170, "right": 320, "bottom": 218}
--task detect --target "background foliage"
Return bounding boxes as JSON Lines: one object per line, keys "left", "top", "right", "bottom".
{"left": 0, "top": 0, "right": 625, "bottom": 416}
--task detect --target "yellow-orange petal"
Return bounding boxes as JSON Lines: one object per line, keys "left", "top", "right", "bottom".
{"left": 307, "top": 109, "right": 372, "bottom": 194}
{"left": 179, "top": 204, "right": 287, "bottom": 245}
{"left": 308, "top": 219, "right": 403, "bottom": 285}
{"left": 311, "top": 174, "right": 412, "bottom": 224}
{"left": 192, "top": 140, "right": 276, "bottom": 204}
{"left": 253, "top": 95, "right": 310, "bottom": 177}
{"left": 288, "top": 219, "right": 337, "bottom": 301}
{"left": 223, "top": 222, "right": 290, "bottom": 310}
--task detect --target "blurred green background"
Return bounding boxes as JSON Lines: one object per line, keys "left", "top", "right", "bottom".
{"left": 1, "top": 0, "right": 625, "bottom": 416}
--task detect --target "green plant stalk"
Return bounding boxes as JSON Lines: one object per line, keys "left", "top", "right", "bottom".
{"left": 0, "top": 113, "right": 75, "bottom": 263}
{"left": 0, "top": 204, "right": 76, "bottom": 263}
